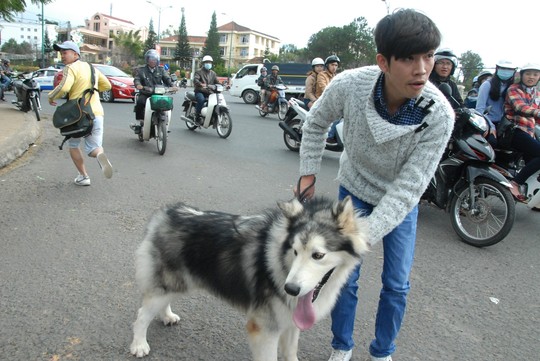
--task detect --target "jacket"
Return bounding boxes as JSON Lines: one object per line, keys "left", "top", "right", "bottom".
{"left": 504, "top": 83, "right": 540, "bottom": 137}
{"left": 134, "top": 65, "right": 174, "bottom": 90}
{"left": 48, "top": 60, "right": 111, "bottom": 117}
{"left": 304, "top": 71, "right": 318, "bottom": 102}
{"left": 193, "top": 67, "right": 220, "bottom": 94}
{"left": 315, "top": 70, "right": 335, "bottom": 98}
{"left": 300, "top": 66, "right": 454, "bottom": 245}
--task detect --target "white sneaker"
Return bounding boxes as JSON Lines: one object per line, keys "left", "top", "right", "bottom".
{"left": 74, "top": 174, "right": 91, "bottom": 186}
{"left": 97, "top": 152, "right": 113, "bottom": 179}
{"left": 328, "top": 349, "right": 352, "bottom": 361}
{"left": 371, "top": 355, "right": 392, "bottom": 361}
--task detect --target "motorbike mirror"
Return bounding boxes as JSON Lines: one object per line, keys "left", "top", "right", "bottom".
{"left": 438, "top": 83, "right": 452, "bottom": 97}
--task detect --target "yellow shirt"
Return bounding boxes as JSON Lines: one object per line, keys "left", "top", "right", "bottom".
{"left": 48, "top": 60, "right": 111, "bottom": 117}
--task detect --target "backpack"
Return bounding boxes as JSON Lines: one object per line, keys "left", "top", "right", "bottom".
{"left": 52, "top": 63, "right": 97, "bottom": 150}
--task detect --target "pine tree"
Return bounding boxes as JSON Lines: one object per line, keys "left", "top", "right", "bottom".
{"left": 201, "top": 12, "right": 223, "bottom": 67}
{"left": 144, "top": 19, "right": 157, "bottom": 54}
{"left": 174, "top": 9, "right": 192, "bottom": 69}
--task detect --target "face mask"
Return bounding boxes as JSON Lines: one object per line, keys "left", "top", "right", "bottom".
{"left": 497, "top": 69, "right": 515, "bottom": 81}
{"left": 204, "top": 63, "right": 212, "bottom": 70}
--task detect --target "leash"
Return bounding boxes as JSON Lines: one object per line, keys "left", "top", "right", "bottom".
{"left": 296, "top": 176, "right": 316, "bottom": 203}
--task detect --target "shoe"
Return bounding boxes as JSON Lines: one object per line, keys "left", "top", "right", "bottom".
{"left": 510, "top": 181, "right": 527, "bottom": 203}
{"left": 130, "top": 123, "right": 141, "bottom": 134}
{"left": 97, "top": 152, "right": 113, "bottom": 179}
{"left": 328, "top": 349, "right": 352, "bottom": 361}
{"left": 74, "top": 174, "right": 91, "bottom": 186}
{"left": 531, "top": 207, "right": 540, "bottom": 212}
{"left": 371, "top": 356, "right": 392, "bottom": 361}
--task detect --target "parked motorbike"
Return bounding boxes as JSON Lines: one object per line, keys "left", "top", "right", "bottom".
{"left": 421, "top": 84, "right": 515, "bottom": 247}
{"left": 256, "top": 84, "right": 288, "bottom": 120}
{"left": 178, "top": 78, "right": 187, "bottom": 88}
{"left": 278, "top": 97, "right": 344, "bottom": 152}
{"left": 11, "top": 72, "right": 42, "bottom": 121}
{"left": 494, "top": 124, "right": 540, "bottom": 210}
{"left": 180, "top": 84, "right": 232, "bottom": 138}
{"left": 130, "top": 85, "right": 176, "bottom": 155}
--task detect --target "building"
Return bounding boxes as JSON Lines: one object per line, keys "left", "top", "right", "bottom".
{"left": 0, "top": 19, "right": 58, "bottom": 61}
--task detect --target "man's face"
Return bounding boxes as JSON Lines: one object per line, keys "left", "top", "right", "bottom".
{"left": 434, "top": 59, "right": 453, "bottom": 78}
{"left": 147, "top": 58, "right": 158, "bottom": 68}
{"left": 327, "top": 62, "right": 339, "bottom": 74}
{"left": 60, "top": 49, "right": 78, "bottom": 64}
{"left": 377, "top": 51, "right": 435, "bottom": 103}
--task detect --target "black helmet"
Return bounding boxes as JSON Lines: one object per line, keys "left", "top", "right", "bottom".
{"left": 325, "top": 55, "right": 340, "bottom": 66}
{"left": 145, "top": 49, "right": 160, "bottom": 63}
{"left": 3, "top": 59, "right": 10, "bottom": 64}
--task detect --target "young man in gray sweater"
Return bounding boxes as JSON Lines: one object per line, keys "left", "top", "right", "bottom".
{"left": 295, "top": 8, "right": 454, "bottom": 361}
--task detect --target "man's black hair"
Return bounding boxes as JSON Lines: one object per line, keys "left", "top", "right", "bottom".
{"left": 374, "top": 8, "right": 441, "bottom": 61}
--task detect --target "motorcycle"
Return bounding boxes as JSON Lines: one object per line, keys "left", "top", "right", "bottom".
{"left": 130, "top": 85, "right": 176, "bottom": 155}
{"left": 11, "top": 72, "right": 42, "bottom": 121}
{"left": 178, "top": 77, "right": 187, "bottom": 88}
{"left": 494, "top": 124, "right": 540, "bottom": 211}
{"left": 180, "top": 84, "right": 232, "bottom": 139}
{"left": 278, "top": 97, "right": 343, "bottom": 152}
{"left": 421, "top": 84, "right": 515, "bottom": 247}
{"left": 256, "top": 84, "right": 289, "bottom": 120}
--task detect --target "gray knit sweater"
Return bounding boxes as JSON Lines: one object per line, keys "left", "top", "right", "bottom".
{"left": 300, "top": 66, "right": 454, "bottom": 245}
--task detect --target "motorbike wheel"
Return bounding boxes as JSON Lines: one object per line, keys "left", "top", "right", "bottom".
{"left": 30, "top": 96, "right": 40, "bottom": 121}
{"left": 216, "top": 111, "right": 232, "bottom": 139}
{"left": 278, "top": 101, "right": 289, "bottom": 121}
{"left": 283, "top": 119, "right": 302, "bottom": 152}
{"left": 258, "top": 108, "right": 269, "bottom": 117}
{"left": 185, "top": 111, "right": 198, "bottom": 130}
{"left": 450, "top": 177, "right": 515, "bottom": 247}
{"left": 155, "top": 115, "right": 167, "bottom": 155}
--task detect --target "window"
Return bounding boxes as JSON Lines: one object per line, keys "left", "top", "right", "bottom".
{"left": 240, "top": 35, "right": 249, "bottom": 44}
{"left": 93, "top": 23, "right": 100, "bottom": 32}
{"left": 240, "top": 49, "right": 248, "bottom": 57}
{"left": 219, "top": 48, "right": 225, "bottom": 56}
{"left": 220, "top": 34, "right": 227, "bottom": 43}
{"left": 34, "top": 29, "right": 38, "bottom": 32}
{"left": 235, "top": 65, "right": 257, "bottom": 79}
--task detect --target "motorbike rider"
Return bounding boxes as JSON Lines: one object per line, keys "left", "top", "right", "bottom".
{"left": 304, "top": 57, "right": 324, "bottom": 108}
{"left": 263, "top": 65, "right": 285, "bottom": 111}
{"left": 503, "top": 63, "right": 540, "bottom": 203}
{"left": 429, "top": 48, "right": 463, "bottom": 108}
{"left": 0, "top": 59, "right": 13, "bottom": 100}
{"left": 476, "top": 60, "right": 517, "bottom": 147}
{"left": 133, "top": 49, "right": 176, "bottom": 133}
{"left": 465, "top": 71, "right": 493, "bottom": 108}
{"left": 317, "top": 55, "right": 340, "bottom": 143}
{"left": 256, "top": 66, "right": 269, "bottom": 108}
{"left": 193, "top": 55, "right": 221, "bottom": 123}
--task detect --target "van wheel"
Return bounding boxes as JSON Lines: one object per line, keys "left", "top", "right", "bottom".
{"left": 242, "top": 90, "right": 258, "bottom": 104}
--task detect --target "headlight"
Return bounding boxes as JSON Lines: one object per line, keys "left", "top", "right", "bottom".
{"left": 110, "top": 79, "right": 127, "bottom": 87}
{"left": 469, "top": 113, "right": 488, "bottom": 133}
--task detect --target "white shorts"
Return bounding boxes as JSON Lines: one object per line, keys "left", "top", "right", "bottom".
{"left": 67, "top": 115, "right": 104, "bottom": 155}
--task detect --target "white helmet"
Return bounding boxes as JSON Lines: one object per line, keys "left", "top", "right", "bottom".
{"left": 520, "top": 63, "right": 540, "bottom": 72}
{"left": 496, "top": 59, "right": 517, "bottom": 69}
{"left": 202, "top": 55, "right": 213, "bottom": 63}
{"left": 311, "top": 57, "right": 324, "bottom": 67}
{"left": 434, "top": 48, "right": 458, "bottom": 75}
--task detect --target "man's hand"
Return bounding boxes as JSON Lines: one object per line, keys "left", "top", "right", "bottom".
{"left": 136, "top": 85, "right": 143, "bottom": 90}
{"left": 48, "top": 98, "right": 57, "bottom": 106}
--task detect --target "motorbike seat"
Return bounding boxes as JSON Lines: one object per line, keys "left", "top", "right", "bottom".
{"left": 185, "top": 91, "right": 196, "bottom": 101}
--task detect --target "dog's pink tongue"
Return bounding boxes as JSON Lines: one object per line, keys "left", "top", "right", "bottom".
{"left": 293, "top": 290, "right": 316, "bottom": 330}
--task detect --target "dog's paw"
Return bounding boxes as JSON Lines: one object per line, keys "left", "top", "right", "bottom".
{"left": 162, "top": 312, "right": 180, "bottom": 326}
{"left": 130, "top": 340, "right": 150, "bottom": 358}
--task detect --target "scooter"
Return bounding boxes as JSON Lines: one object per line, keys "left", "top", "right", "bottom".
{"left": 278, "top": 97, "right": 343, "bottom": 152}
{"left": 130, "top": 85, "right": 176, "bottom": 155}
{"left": 256, "top": 84, "right": 289, "bottom": 120}
{"left": 421, "top": 84, "right": 515, "bottom": 247}
{"left": 180, "top": 84, "right": 232, "bottom": 139}
{"left": 494, "top": 124, "right": 540, "bottom": 211}
{"left": 12, "top": 72, "right": 42, "bottom": 121}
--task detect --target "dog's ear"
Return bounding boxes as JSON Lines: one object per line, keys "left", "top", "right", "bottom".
{"left": 334, "top": 196, "right": 370, "bottom": 255}
{"left": 277, "top": 198, "right": 304, "bottom": 217}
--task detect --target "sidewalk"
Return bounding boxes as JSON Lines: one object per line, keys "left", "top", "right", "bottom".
{"left": 0, "top": 94, "right": 42, "bottom": 169}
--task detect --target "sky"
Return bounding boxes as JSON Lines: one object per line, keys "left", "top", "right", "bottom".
{"left": 23, "top": 0, "right": 540, "bottom": 70}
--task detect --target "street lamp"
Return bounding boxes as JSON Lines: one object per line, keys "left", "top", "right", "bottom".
{"left": 146, "top": 1, "right": 173, "bottom": 44}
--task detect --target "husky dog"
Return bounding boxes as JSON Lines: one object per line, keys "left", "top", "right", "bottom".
{"left": 130, "top": 196, "right": 369, "bottom": 361}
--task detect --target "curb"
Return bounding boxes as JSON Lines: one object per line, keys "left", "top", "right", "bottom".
{"left": 0, "top": 106, "right": 42, "bottom": 169}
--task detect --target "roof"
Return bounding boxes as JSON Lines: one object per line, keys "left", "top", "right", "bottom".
{"left": 217, "top": 21, "right": 279, "bottom": 42}
{"left": 88, "top": 12, "right": 135, "bottom": 26}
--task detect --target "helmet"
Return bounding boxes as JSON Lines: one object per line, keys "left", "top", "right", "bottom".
{"left": 311, "top": 57, "right": 324, "bottom": 67}
{"left": 202, "top": 55, "right": 213, "bottom": 63}
{"left": 520, "top": 63, "right": 540, "bottom": 73}
{"left": 472, "top": 76, "right": 479, "bottom": 83}
{"left": 271, "top": 65, "right": 279, "bottom": 71}
{"left": 261, "top": 67, "right": 267, "bottom": 72}
{"left": 434, "top": 48, "right": 458, "bottom": 75}
{"left": 477, "top": 70, "right": 493, "bottom": 78}
{"left": 325, "top": 55, "right": 340, "bottom": 66}
{"left": 145, "top": 49, "right": 160, "bottom": 64}
{"left": 495, "top": 59, "right": 517, "bottom": 69}
{"left": 3, "top": 59, "right": 10, "bottom": 64}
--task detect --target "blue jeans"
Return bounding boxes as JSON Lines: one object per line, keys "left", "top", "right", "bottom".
{"left": 331, "top": 186, "right": 418, "bottom": 358}
{"left": 327, "top": 120, "right": 340, "bottom": 139}
{"left": 195, "top": 91, "right": 207, "bottom": 114}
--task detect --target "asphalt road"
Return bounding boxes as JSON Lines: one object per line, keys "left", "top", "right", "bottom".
{"left": 0, "top": 90, "right": 538, "bottom": 361}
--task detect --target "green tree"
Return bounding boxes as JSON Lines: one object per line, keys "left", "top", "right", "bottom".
{"left": 144, "top": 19, "right": 157, "bottom": 54}
{"left": 201, "top": 12, "right": 223, "bottom": 68}
{"left": 174, "top": 11, "right": 192, "bottom": 69}
{"left": 113, "top": 30, "right": 144, "bottom": 65}
{"left": 459, "top": 51, "right": 484, "bottom": 89}
{"left": 1, "top": 38, "right": 32, "bottom": 54}
{"left": 0, "top": 0, "right": 53, "bottom": 22}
